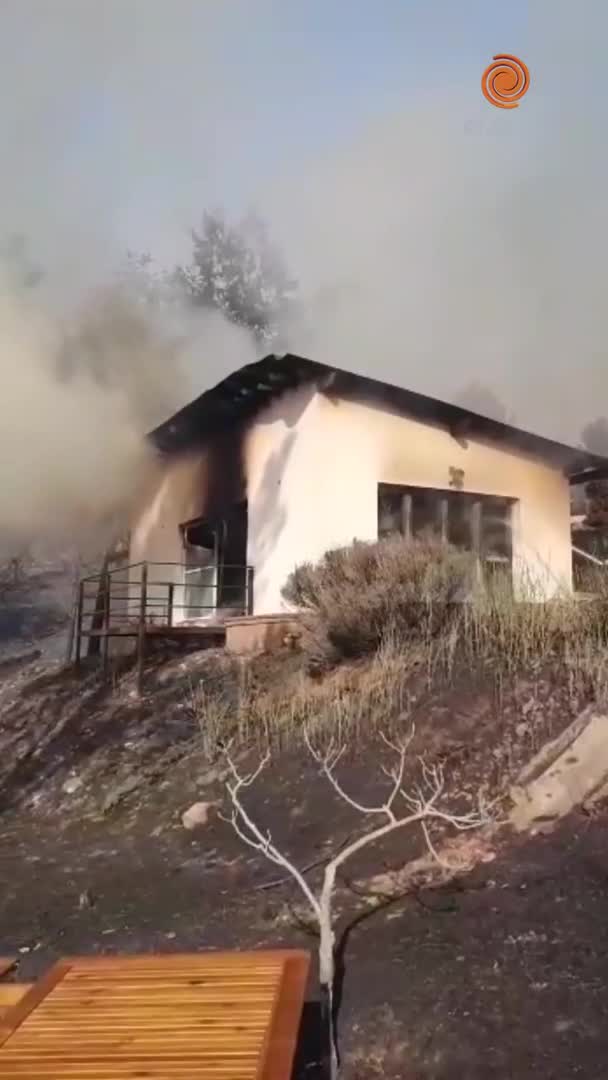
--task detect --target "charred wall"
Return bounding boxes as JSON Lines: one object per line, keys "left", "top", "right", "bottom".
{"left": 199, "top": 423, "right": 247, "bottom": 522}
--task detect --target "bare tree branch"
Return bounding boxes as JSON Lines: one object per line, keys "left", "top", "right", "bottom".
{"left": 304, "top": 728, "right": 412, "bottom": 825}
{"left": 219, "top": 749, "right": 320, "bottom": 918}
{"left": 220, "top": 728, "right": 491, "bottom": 1080}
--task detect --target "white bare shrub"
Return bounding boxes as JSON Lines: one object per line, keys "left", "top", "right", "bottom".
{"left": 221, "top": 729, "right": 490, "bottom": 1080}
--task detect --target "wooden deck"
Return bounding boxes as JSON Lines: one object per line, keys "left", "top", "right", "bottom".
{"left": 0, "top": 964, "right": 30, "bottom": 1026}
{"left": 0, "top": 950, "right": 310, "bottom": 1078}
{"left": 84, "top": 622, "right": 228, "bottom": 643}
{"left": 0, "top": 985, "right": 32, "bottom": 1024}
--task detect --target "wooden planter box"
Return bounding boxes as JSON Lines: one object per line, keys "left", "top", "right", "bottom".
{"left": 225, "top": 614, "right": 302, "bottom": 655}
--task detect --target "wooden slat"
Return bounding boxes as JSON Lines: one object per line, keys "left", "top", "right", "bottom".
{"left": 0, "top": 964, "right": 69, "bottom": 1049}
{"left": 0, "top": 951, "right": 310, "bottom": 1079}
{"left": 260, "top": 953, "right": 310, "bottom": 1080}
{"left": 0, "top": 986, "right": 33, "bottom": 1007}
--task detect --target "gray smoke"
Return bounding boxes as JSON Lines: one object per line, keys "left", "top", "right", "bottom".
{"left": 0, "top": 0, "right": 606, "bottom": 562}
{"left": 0, "top": 272, "right": 256, "bottom": 553}
{"left": 259, "top": 2, "right": 608, "bottom": 444}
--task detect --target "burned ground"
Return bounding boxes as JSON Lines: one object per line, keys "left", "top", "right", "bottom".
{"left": 0, "top": 647, "right": 607, "bottom": 1078}
{"left": 0, "top": 561, "right": 72, "bottom": 663}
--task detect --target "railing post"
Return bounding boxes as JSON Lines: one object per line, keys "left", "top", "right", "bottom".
{"left": 167, "top": 581, "right": 174, "bottom": 627}
{"left": 246, "top": 567, "right": 254, "bottom": 616}
{"left": 471, "top": 500, "right": 483, "bottom": 586}
{"left": 102, "top": 571, "right": 111, "bottom": 674}
{"left": 137, "top": 563, "right": 148, "bottom": 695}
{"left": 75, "top": 581, "right": 84, "bottom": 668}
{"left": 217, "top": 558, "right": 224, "bottom": 614}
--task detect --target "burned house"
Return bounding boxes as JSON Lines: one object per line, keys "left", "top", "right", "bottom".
{"left": 127, "top": 354, "right": 608, "bottom": 628}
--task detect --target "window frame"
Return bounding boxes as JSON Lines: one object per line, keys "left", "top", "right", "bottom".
{"left": 377, "top": 483, "right": 515, "bottom": 574}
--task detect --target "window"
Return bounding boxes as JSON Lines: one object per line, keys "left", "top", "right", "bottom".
{"left": 378, "top": 484, "right": 513, "bottom": 582}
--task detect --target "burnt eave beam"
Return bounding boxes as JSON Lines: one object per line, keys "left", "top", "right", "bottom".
{"left": 569, "top": 466, "right": 608, "bottom": 485}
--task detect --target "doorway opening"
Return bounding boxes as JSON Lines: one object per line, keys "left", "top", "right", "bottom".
{"left": 180, "top": 500, "right": 249, "bottom": 620}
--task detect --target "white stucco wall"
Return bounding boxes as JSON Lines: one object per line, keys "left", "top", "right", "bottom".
{"left": 129, "top": 452, "right": 209, "bottom": 621}
{"left": 245, "top": 388, "right": 573, "bottom": 612}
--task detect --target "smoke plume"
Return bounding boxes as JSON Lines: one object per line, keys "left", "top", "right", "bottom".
{"left": 0, "top": 272, "right": 256, "bottom": 554}
{"left": 0, "top": 0, "right": 607, "bottom": 562}
{"left": 259, "top": 2, "right": 608, "bottom": 444}
{"left": 268, "top": 91, "right": 607, "bottom": 444}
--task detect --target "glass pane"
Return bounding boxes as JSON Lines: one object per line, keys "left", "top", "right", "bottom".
{"left": 184, "top": 540, "right": 217, "bottom": 618}
{"left": 447, "top": 492, "right": 473, "bottom": 549}
{"left": 411, "top": 490, "right": 442, "bottom": 539}
{"left": 481, "top": 498, "right": 512, "bottom": 560}
{"left": 378, "top": 490, "right": 402, "bottom": 537}
{"left": 184, "top": 565, "right": 217, "bottom": 616}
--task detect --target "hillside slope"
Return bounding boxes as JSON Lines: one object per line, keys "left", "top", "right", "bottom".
{"left": 1, "top": 644, "right": 607, "bottom": 1077}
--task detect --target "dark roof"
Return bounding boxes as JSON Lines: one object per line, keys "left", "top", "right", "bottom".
{"left": 150, "top": 353, "right": 608, "bottom": 483}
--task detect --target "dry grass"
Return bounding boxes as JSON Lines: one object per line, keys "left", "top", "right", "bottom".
{"left": 193, "top": 541, "right": 608, "bottom": 760}
{"left": 193, "top": 642, "right": 420, "bottom": 756}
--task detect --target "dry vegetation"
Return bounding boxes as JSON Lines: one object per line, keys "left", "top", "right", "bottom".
{"left": 281, "top": 535, "right": 471, "bottom": 668}
{"left": 193, "top": 539, "right": 608, "bottom": 767}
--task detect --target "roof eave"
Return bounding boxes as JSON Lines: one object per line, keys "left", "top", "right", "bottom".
{"left": 569, "top": 466, "right": 608, "bottom": 486}
{"left": 148, "top": 353, "right": 608, "bottom": 479}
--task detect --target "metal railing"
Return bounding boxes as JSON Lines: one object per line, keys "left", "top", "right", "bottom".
{"left": 572, "top": 544, "right": 608, "bottom": 568}
{"left": 74, "top": 560, "right": 254, "bottom": 686}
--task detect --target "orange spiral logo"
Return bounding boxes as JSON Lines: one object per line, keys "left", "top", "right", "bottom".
{"left": 481, "top": 54, "right": 530, "bottom": 109}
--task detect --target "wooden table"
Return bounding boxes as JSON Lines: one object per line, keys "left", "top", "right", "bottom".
{"left": 0, "top": 950, "right": 310, "bottom": 1079}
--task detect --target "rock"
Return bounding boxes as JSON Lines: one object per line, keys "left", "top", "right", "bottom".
{"left": 62, "top": 775, "right": 83, "bottom": 795}
{"left": 510, "top": 710, "right": 608, "bottom": 832}
{"left": 516, "top": 707, "right": 595, "bottom": 787}
{"left": 181, "top": 801, "right": 215, "bottom": 830}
